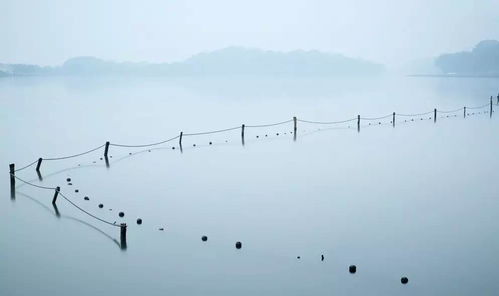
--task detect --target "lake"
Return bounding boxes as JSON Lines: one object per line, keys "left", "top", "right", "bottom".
{"left": 1, "top": 75, "right": 498, "bottom": 296}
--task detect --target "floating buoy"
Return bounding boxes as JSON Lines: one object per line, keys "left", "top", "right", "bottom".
{"left": 129, "top": 152, "right": 132, "bottom": 155}
{"left": 148, "top": 150, "right": 151, "bottom": 152}
{"left": 193, "top": 144, "right": 196, "bottom": 147}
{"left": 297, "top": 256, "right": 301, "bottom": 259}
{"left": 276, "top": 133, "right": 279, "bottom": 136}
{"left": 68, "top": 183, "right": 72, "bottom": 186}
{"left": 256, "top": 136, "right": 259, "bottom": 138}
{"left": 98, "top": 204, "right": 103, "bottom": 208}
{"left": 172, "top": 147, "right": 175, "bottom": 150}
{"left": 401, "top": 277, "right": 408, "bottom": 284}
{"left": 159, "top": 228, "right": 164, "bottom": 231}
{"left": 235, "top": 241, "right": 242, "bottom": 249}
{"left": 136, "top": 218, "right": 142, "bottom": 225}
{"left": 84, "top": 196, "right": 89, "bottom": 201}
{"left": 66, "top": 178, "right": 71, "bottom": 182}
{"left": 75, "top": 189, "right": 79, "bottom": 193}
{"left": 209, "top": 142, "right": 212, "bottom": 145}
{"left": 201, "top": 236, "right": 208, "bottom": 242}
{"left": 119, "top": 212, "right": 125, "bottom": 218}
{"left": 349, "top": 265, "right": 357, "bottom": 274}
{"left": 100, "top": 157, "right": 103, "bottom": 160}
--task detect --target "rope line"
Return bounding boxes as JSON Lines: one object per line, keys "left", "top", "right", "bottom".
{"left": 58, "top": 192, "right": 120, "bottom": 227}
{"left": 438, "top": 107, "right": 464, "bottom": 114}
{"left": 245, "top": 119, "right": 293, "bottom": 128}
{"left": 111, "top": 135, "right": 179, "bottom": 148}
{"left": 297, "top": 118, "right": 357, "bottom": 125}
{"left": 13, "top": 160, "right": 38, "bottom": 172}
{"left": 11, "top": 174, "right": 57, "bottom": 190}
{"left": 467, "top": 104, "right": 489, "bottom": 110}
{"left": 184, "top": 126, "right": 241, "bottom": 136}
{"left": 43, "top": 144, "right": 106, "bottom": 161}
{"left": 397, "top": 111, "right": 434, "bottom": 117}
{"left": 360, "top": 114, "right": 393, "bottom": 120}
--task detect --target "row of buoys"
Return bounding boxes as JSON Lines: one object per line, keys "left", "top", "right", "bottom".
{"left": 64, "top": 176, "right": 143, "bottom": 226}
{"left": 200, "top": 236, "right": 242, "bottom": 249}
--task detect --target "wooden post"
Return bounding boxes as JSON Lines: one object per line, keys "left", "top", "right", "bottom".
{"left": 52, "top": 186, "right": 60, "bottom": 205}
{"left": 36, "top": 158, "right": 42, "bottom": 172}
{"left": 104, "top": 141, "right": 110, "bottom": 157}
{"left": 434, "top": 109, "right": 437, "bottom": 123}
{"left": 392, "top": 112, "right": 396, "bottom": 127}
{"left": 241, "top": 124, "right": 245, "bottom": 146}
{"left": 179, "top": 132, "right": 183, "bottom": 147}
{"left": 120, "top": 223, "right": 127, "bottom": 250}
{"left": 490, "top": 96, "right": 493, "bottom": 117}
{"left": 497, "top": 93, "right": 499, "bottom": 105}
{"left": 357, "top": 115, "right": 360, "bottom": 132}
{"left": 464, "top": 107, "right": 466, "bottom": 118}
{"left": 293, "top": 117, "right": 297, "bottom": 141}
{"left": 9, "top": 163, "right": 15, "bottom": 200}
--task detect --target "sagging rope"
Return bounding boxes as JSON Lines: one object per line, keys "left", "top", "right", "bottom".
{"left": 10, "top": 100, "right": 495, "bottom": 172}
{"left": 11, "top": 173, "right": 118, "bottom": 228}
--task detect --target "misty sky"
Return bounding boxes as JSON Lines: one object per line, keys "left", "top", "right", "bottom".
{"left": 1, "top": 0, "right": 498, "bottom": 66}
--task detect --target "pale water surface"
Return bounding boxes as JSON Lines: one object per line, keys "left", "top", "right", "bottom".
{"left": 1, "top": 76, "right": 498, "bottom": 296}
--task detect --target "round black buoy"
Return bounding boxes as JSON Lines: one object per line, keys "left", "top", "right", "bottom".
{"left": 119, "top": 212, "right": 125, "bottom": 218}
{"left": 129, "top": 152, "right": 132, "bottom": 155}
{"left": 297, "top": 256, "right": 301, "bottom": 259}
{"left": 98, "top": 204, "right": 104, "bottom": 208}
{"left": 209, "top": 142, "right": 212, "bottom": 145}
{"left": 401, "top": 277, "right": 409, "bottom": 284}
{"left": 256, "top": 135, "right": 259, "bottom": 138}
{"left": 66, "top": 178, "right": 71, "bottom": 182}
{"left": 75, "top": 189, "right": 79, "bottom": 193}
{"left": 193, "top": 144, "right": 196, "bottom": 147}
{"left": 172, "top": 147, "right": 175, "bottom": 150}
{"left": 84, "top": 196, "right": 89, "bottom": 201}
{"left": 100, "top": 157, "right": 103, "bottom": 160}
{"left": 136, "top": 218, "right": 142, "bottom": 225}
{"left": 349, "top": 265, "right": 357, "bottom": 274}
{"left": 235, "top": 241, "right": 242, "bottom": 249}
{"left": 201, "top": 235, "right": 208, "bottom": 242}
{"left": 148, "top": 150, "right": 151, "bottom": 152}
{"left": 68, "top": 183, "right": 72, "bottom": 186}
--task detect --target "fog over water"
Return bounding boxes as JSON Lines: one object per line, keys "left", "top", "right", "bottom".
{"left": 1, "top": 75, "right": 499, "bottom": 295}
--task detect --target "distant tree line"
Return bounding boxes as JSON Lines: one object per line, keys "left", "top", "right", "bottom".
{"left": 435, "top": 40, "right": 499, "bottom": 75}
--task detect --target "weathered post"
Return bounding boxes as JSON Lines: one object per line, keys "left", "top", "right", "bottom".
{"left": 357, "top": 115, "right": 360, "bottom": 132}
{"left": 392, "top": 112, "right": 396, "bottom": 127}
{"left": 293, "top": 117, "right": 297, "bottom": 141}
{"left": 52, "top": 186, "right": 60, "bottom": 205}
{"left": 434, "top": 108, "right": 437, "bottom": 123}
{"left": 497, "top": 93, "right": 499, "bottom": 105}
{"left": 464, "top": 107, "right": 466, "bottom": 118}
{"left": 241, "top": 124, "right": 245, "bottom": 146}
{"left": 9, "top": 163, "right": 15, "bottom": 200}
{"left": 179, "top": 132, "right": 183, "bottom": 152}
{"left": 104, "top": 141, "right": 110, "bottom": 158}
{"left": 120, "top": 223, "right": 127, "bottom": 250}
{"left": 490, "top": 96, "right": 493, "bottom": 117}
{"left": 36, "top": 158, "right": 43, "bottom": 172}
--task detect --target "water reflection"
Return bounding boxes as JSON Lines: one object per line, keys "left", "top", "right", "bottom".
{"left": 15, "top": 191, "right": 124, "bottom": 250}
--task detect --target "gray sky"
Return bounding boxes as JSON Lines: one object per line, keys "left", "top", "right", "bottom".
{"left": 1, "top": 0, "right": 498, "bottom": 66}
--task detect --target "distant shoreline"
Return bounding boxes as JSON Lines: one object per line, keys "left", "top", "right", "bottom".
{"left": 408, "top": 74, "right": 499, "bottom": 78}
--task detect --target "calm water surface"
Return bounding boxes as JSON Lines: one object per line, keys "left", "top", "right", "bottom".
{"left": 1, "top": 76, "right": 498, "bottom": 295}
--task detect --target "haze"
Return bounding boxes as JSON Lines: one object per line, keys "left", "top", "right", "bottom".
{"left": 1, "top": 0, "right": 498, "bottom": 67}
